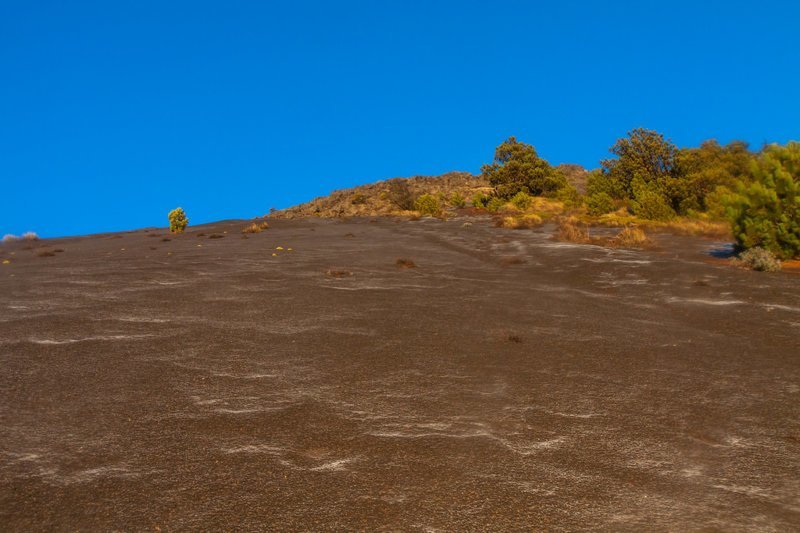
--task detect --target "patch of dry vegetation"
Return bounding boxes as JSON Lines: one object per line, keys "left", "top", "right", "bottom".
{"left": 325, "top": 269, "right": 353, "bottom": 278}
{"left": 732, "top": 247, "right": 782, "bottom": 272}
{"left": 591, "top": 210, "right": 729, "bottom": 238}
{"left": 242, "top": 220, "right": 270, "bottom": 234}
{"left": 499, "top": 256, "right": 527, "bottom": 266}
{"left": 276, "top": 172, "right": 486, "bottom": 218}
{"left": 495, "top": 214, "right": 543, "bottom": 229}
{"left": 554, "top": 217, "right": 592, "bottom": 244}
{"left": 554, "top": 217, "right": 651, "bottom": 249}
{"left": 612, "top": 227, "right": 650, "bottom": 248}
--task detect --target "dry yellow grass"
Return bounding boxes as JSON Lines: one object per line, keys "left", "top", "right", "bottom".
{"left": 593, "top": 210, "right": 729, "bottom": 239}
{"left": 612, "top": 227, "right": 650, "bottom": 248}
{"left": 554, "top": 217, "right": 592, "bottom": 244}
{"left": 651, "top": 218, "right": 730, "bottom": 238}
{"left": 242, "top": 221, "right": 270, "bottom": 234}
{"left": 496, "top": 214, "right": 544, "bottom": 229}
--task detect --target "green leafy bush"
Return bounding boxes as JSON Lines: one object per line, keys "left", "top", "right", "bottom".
{"left": 414, "top": 194, "right": 442, "bottom": 216}
{"left": 472, "top": 192, "right": 489, "bottom": 208}
{"left": 555, "top": 184, "right": 583, "bottom": 208}
{"left": 449, "top": 192, "right": 466, "bottom": 208}
{"left": 676, "top": 140, "right": 756, "bottom": 213}
{"left": 168, "top": 207, "right": 188, "bottom": 233}
{"left": 631, "top": 186, "right": 675, "bottom": 221}
{"left": 481, "top": 137, "right": 567, "bottom": 198}
{"left": 724, "top": 142, "right": 800, "bottom": 259}
{"left": 586, "top": 192, "right": 615, "bottom": 216}
{"left": 600, "top": 128, "right": 680, "bottom": 199}
{"left": 586, "top": 169, "right": 626, "bottom": 200}
{"left": 485, "top": 196, "right": 506, "bottom": 213}
{"left": 509, "top": 191, "right": 532, "bottom": 210}
{"left": 733, "top": 247, "right": 782, "bottom": 272}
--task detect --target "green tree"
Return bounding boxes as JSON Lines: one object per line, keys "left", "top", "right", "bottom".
{"left": 600, "top": 128, "right": 680, "bottom": 199}
{"left": 591, "top": 128, "right": 685, "bottom": 219}
{"left": 481, "top": 137, "right": 566, "bottom": 198}
{"left": 724, "top": 142, "right": 800, "bottom": 259}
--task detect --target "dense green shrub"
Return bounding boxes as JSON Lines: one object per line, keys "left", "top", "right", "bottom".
{"left": 586, "top": 192, "right": 615, "bottom": 216}
{"left": 449, "top": 192, "right": 466, "bottom": 208}
{"left": 472, "top": 192, "right": 490, "bottom": 208}
{"left": 485, "top": 196, "right": 506, "bottom": 213}
{"left": 724, "top": 142, "right": 800, "bottom": 259}
{"left": 481, "top": 137, "right": 567, "bottom": 198}
{"left": 414, "top": 194, "right": 442, "bottom": 216}
{"left": 589, "top": 128, "right": 758, "bottom": 220}
{"left": 555, "top": 184, "right": 583, "bottom": 208}
{"left": 600, "top": 128, "right": 680, "bottom": 200}
{"left": 676, "top": 140, "right": 756, "bottom": 213}
{"left": 586, "top": 169, "right": 626, "bottom": 200}
{"left": 509, "top": 191, "right": 532, "bottom": 210}
{"left": 631, "top": 185, "right": 675, "bottom": 221}
{"left": 168, "top": 207, "right": 188, "bottom": 233}
{"left": 733, "top": 247, "right": 782, "bottom": 272}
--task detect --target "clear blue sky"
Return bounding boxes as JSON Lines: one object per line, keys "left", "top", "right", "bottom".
{"left": 2, "top": 1, "right": 798, "bottom": 237}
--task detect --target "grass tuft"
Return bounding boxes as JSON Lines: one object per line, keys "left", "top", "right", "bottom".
{"left": 242, "top": 221, "right": 270, "bottom": 234}
{"left": 326, "top": 269, "right": 353, "bottom": 278}
{"left": 554, "top": 217, "right": 592, "bottom": 244}
{"left": 612, "top": 227, "right": 650, "bottom": 248}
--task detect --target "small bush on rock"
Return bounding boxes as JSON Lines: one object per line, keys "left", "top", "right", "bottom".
{"left": 168, "top": 208, "right": 188, "bottom": 233}
{"left": 242, "top": 221, "right": 270, "bottom": 234}
{"left": 449, "top": 192, "right": 466, "bottom": 208}
{"left": 733, "top": 247, "right": 782, "bottom": 272}
{"left": 613, "top": 227, "right": 649, "bottom": 248}
{"left": 555, "top": 217, "right": 591, "bottom": 244}
{"left": 414, "top": 194, "right": 442, "bottom": 216}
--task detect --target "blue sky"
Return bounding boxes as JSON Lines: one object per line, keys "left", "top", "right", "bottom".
{"left": 2, "top": 1, "right": 798, "bottom": 237}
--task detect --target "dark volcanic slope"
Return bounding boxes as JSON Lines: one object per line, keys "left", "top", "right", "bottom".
{"left": 1, "top": 218, "right": 799, "bottom": 531}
